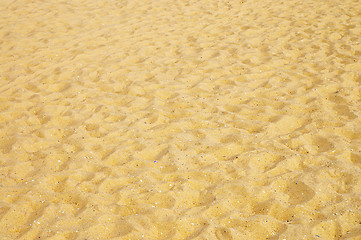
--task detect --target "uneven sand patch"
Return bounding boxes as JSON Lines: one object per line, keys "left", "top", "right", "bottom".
{"left": 1, "top": 0, "right": 361, "bottom": 239}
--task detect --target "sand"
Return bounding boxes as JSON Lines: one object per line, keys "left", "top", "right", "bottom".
{"left": 1, "top": 0, "right": 361, "bottom": 239}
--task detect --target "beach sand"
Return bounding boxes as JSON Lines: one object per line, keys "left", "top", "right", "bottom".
{"left": 1, "top": 0, "right": 361, "bottom": 239}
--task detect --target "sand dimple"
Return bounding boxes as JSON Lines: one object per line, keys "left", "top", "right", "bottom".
{"left": 1, "top": 0, "right": 361, "bottom": 239}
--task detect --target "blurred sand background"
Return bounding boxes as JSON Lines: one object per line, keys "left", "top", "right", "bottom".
{"left": 1, "top": 0, "right": 361, "bottom": 239}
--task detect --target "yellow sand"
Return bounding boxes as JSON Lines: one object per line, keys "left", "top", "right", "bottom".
{"left": 1, "top": 0, "right": 361, "bottom": 239}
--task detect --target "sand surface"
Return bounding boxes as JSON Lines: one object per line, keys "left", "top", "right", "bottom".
{"left": 1, "top": 0, "right": 361, "bottom": 239}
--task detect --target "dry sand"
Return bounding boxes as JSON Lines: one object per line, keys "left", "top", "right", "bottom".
{"left": 1, "top": 0, "right": 361, "bottom": 239}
